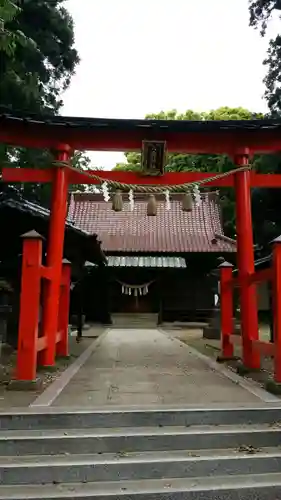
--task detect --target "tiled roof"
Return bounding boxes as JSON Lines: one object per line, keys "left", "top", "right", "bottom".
{"left": 0, "top": 188, "right": 107, "bottom": 265}
{"left": 68, "top": 192, "right": 236, "bottom": 254}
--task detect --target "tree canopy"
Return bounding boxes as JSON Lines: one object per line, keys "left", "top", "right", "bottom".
{"left": 0, "top": 0, "right": 79, "bottom": 113}
{"left": 0, "top": 0, "right": 92, "bottom": 203}
{"left": 249, "top": 0, "right": 281, "bottom": 114}
{"left": 114, "top": 107, "right": 263, "bottom": 174}
{"left": 0, "top": 0, "right": 25, "bottom": 56}
{"left": 113, "top": 107, "right": 281, "bottom": 247}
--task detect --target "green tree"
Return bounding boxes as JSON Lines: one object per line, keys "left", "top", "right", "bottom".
{"left": 0, "top": 0, "right": 79, "bottom": 114}
{"left": 0, "top": 0, "right": 92, "bottom": 202}
{"left": 0, "top": 0, "right": 26, "bottom": 56}
{"left": 114, "top": 108, "right": 263, "bottom": 174}
{"left": 248, "top": 2, "right": 281, "bottom": 246}
{"left": 112, "top": 107, "right": 274, "bottom": 240}
{"left": 249, "top": 0, "right": 281, "bottom": 114}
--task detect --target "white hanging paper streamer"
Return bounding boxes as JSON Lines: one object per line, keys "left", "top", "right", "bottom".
{"left": 164, "top": 189, "right": 171, "bottom": 211}
{"left": 193, "top": 184, "right": 202, "bottom": 207}
{"left": 68, "top": 193, "right": 75, "bottom": 222}
{"left": 129, "top": 189, "right": 134, "bottom": 211}
{"left": 119, "top": 282, "right": 152, "bottom": 297}
{"left": 101, "top": 182, "right": 110, "bottom": 202}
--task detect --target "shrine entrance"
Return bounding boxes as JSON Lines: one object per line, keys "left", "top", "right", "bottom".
{"left": 2, "top": 110, "right": 281, "bottom": 387}
{"left": 118, "top": 293, "right": 153, "bottom": 314}
{"left": 109, "top": 270, "right": 158, "bottom": 316}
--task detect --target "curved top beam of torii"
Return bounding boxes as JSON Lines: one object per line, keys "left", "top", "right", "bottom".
{"left": 1, "top": 108, "right": 281, "bottom": 155}
{"left": 2, "top": 108, "right": 281, "bottom": 188}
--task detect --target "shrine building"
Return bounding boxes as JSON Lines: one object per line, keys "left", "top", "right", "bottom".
{"left": 68, "top": 191, "right": 236, "bottom": 325}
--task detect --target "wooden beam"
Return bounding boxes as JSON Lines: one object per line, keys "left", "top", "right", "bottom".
{"left": 248, "top": 267, "right": 273, "bottom": 284}
{"left": 68, "top": 170, "right": 237, "bottom": 186}
{"left": 231, "top": 267, "right": 273, "bottom": 288}
{"left": 37, "top": 336, "right": 47, "bottom": 352}
{"left": 1, "top": 121, "right": 281, "bottom": 154}
{"left": 251, "top": 174, "right": 281, "bottom": 188}
{"left": 73, "top": 171, "right": 281, "bottom": 188}
{"left": 40, "top": 265, "right": 54, "bottom": 281}
{"left": 252, "top": 340, "right": 275, "bottom": 357}
{"left": 37, "top": 331, "right": 63, "bottom": 352}
{"left": 1, "top": 168, "right": 53, "bottom": 183}
{"left": 229, "top": 336, "right": 275, "bottom": 357}
{"left": 230, "top": 334, "right": 242, "bottom": 345}
{"left": 4, "top": 167, "right": 281, "bottom": 189}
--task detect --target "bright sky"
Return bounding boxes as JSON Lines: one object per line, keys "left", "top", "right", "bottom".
{"left": 62, "top": 0, "right": 279, "bottom": 169}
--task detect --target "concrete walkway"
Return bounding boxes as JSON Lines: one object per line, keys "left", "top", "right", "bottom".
{"left": 45, "top": 328, "right": 269, "bottom": 407}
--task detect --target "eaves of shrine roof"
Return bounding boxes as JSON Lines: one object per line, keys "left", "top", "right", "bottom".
{"left": 0, "top": 188, "right": 106, "bottom": 265}
{"left": 68, "top": 191, "right": 236, "bottom": 254}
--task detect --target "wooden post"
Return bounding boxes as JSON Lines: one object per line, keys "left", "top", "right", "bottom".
{"left": 218, "top": 262, "right": 234, "bottom": 360}
{"left": 16, "top": 231, "right": 43, "bottom": 381}
{"left": 41, "top": 145, "right": 70, "bottom": 366}
{"left": 57, "top": 259, "right": 71, "bottom": 357}
{"left": 272, "top": 236, "right": 281, "bottom": 384}
{"left": 234, "top": 153, "right": 260, "bottom": 370}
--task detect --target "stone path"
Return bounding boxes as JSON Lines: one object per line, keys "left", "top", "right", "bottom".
{"left": 52, "top": 328, "right": 262, "bottom": 407}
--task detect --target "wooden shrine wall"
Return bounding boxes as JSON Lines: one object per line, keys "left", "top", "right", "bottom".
{"left": 77, "top": 265, "right": 215, "bottom": 323}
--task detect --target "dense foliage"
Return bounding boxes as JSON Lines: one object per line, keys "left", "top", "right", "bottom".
{"left": 247, "top": 1, "right": 281, "bottom": 249}
{"left": 0, "top": 0, "right": 79, "bottom": 113}
{"left": 0, "top": 0, "right": 91, "bottom": 203}
{"left": 249, "top": 0, "right": 281, "bottom": 113}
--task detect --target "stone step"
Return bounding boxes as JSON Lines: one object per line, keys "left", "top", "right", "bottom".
{"left": 111, "top": 314, "right": 158, "bottom": 328}
{"left": 1, "top": 424, "right": 281, "bottom": 456}
{"left": 111, "top": 323, "right": 157, "bottom": 328}
{"left": 1, "top": 447, "right": 281, "bottom": 485}
{"left": 112, "top": 321, "right": 156, "bottom": 323}
{"left": 2, "top": 406, "right": 281, "bottom": 431}
{"left": 1, "top": 473, "right": 281, "bottom": 499}
{"left": 112, "top": 320, "right": 156, "bottom": 323}
{"left": 111, "top": 325, "right": 157, "bottom": 329}
{"left": 112, "top": 319, "right": 156, "bottom": 322}
{"left": 2, "top": 409, "right": 281, "bottom": 499}
{"left": 112, "top": 314, "right": 157, "bottom": 317}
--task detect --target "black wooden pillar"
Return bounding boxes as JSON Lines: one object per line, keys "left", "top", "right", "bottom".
{"left": 157, "top": 271, "right": 163, "bottom": 325}
{"left": 102, "top": 265, "right": 112, "bottom": 325}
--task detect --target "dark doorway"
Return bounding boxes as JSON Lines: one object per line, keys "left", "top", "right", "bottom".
{"left": 120, "top": 292, "right": 153, "bottom": 313}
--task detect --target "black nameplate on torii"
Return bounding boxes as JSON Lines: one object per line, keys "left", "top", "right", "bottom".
{"left": 141, "top": 141, "right": 166, "bottom": 176}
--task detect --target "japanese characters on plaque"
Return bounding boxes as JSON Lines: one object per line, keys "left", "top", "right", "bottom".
{"left": 141, "top": 140, "right": 166, "bottom": 175}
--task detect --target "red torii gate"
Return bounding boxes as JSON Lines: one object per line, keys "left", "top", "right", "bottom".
{"left": 1, "top": 112, "right": 281, "bottom": 383}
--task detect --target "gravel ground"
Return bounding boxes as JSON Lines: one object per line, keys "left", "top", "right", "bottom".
{"left": 166, "top": 325, "right": 278, "bottom": 395}
{"left": 0, "top": 326, "right": 104, "bottom": 408}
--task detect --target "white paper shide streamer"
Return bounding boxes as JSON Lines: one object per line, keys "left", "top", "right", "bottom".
{"left": 119, "top": 280, "right": 154, "bottom": 297}
{"left": 101, "top": 182, "right": 110, "bottom": 202}
{"left": 128, "top": 189, "right": 134, "bottom": 211}
{"left": 193, "top": 184, "right": 202, "bottom": 207}
{"left": 164, "top": 189, "right": 171, "bottom": 211}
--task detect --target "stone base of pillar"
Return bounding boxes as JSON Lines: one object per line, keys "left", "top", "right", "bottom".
{"left": 203, "top": 308, "right": 240, "bottom": 339}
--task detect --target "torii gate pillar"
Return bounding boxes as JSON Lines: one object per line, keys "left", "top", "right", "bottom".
{"left": 39, "top": 145, "right": 70, "bottom": 367}
{"left": 234, "top": 153, "right": 260, "bottom": 370}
